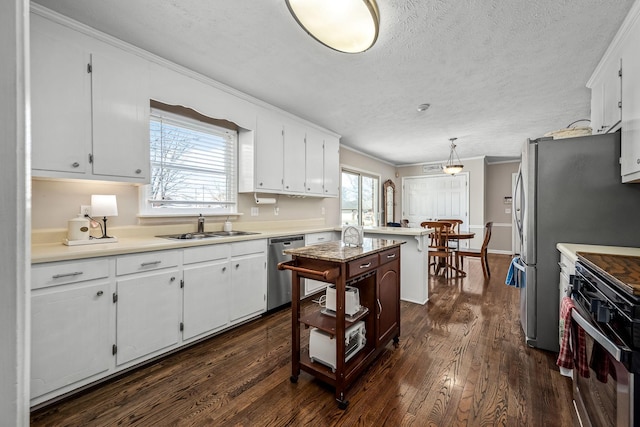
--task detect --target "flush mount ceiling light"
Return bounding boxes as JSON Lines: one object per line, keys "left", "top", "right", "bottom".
{"left": 442, "top": 138, "right": 464, "bottom": 175}
{"left": 285, "top": 0, "right": 380, "bottom": 53}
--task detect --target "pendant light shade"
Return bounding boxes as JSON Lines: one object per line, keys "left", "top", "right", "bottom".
{"left": 442, "top": 138, "right": 464, "bottom": 175}
{"left": 286, "top": 0, "right": 380, "bottom": 53}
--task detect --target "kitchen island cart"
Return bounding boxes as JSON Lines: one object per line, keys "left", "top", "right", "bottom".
{"left": 279, "top": 238, "right": 403, "bottom": 408}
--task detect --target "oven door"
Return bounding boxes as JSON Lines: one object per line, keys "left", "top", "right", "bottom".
{"left": 571, "top": 304, "right": 635, "bottom": 427}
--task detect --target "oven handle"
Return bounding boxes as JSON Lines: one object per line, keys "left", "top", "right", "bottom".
{"left": 571, "top": 306, "right": 626, "bottom": 362}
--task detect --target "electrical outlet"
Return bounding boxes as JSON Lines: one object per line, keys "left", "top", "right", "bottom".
{"left": 251, "top": 207, "right": 259, "bottom": 216}
{"left": 321, "top": 207, "right": 325, "bottom": 215}
{"left": 80, "top": 205, "right": 91, "bottom": 216}
{"left": 274, "top": 207, "right": 279, "bottom": 216}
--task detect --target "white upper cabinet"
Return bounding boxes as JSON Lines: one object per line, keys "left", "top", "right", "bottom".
{"left": 30, "top": 13, "right": 150, "bottom": 183}
{"left": 620, "top": 10, "right": 640, "bottom": 182}
{"left": 283, "top": 120, "right": 307, "bottom": 193}
{"left": 323, "top": 135, "right": 340, "bottom": 197}
{"left": 31, "top": 15, "right": 91, "bottom": 175}
{"left": 589, "top": 2, "right": 640, "bottom": 183}
{"left": 589, "top": 58, "right": 621, "bottom": 134}
{"left": 238, "top": 109, "right": 340, "bottom": 197}
{"left": 91, "top": 50, "right": 149, "bottom": 180}
{"left": 304, "top": 130, "right": 325, "bottom": 195}
{"left": 254, "top": 112, "right": 284, "bottom": 192}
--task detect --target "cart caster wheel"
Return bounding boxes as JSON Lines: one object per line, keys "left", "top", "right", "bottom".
{"left": 393, "top": 336, "right": 400, "bottom": 348}
{"left": 337, "top": 399, "right": 349, "bottom": 410}
{"left": 290, "top": 376, "right": 298, "bottom": 383}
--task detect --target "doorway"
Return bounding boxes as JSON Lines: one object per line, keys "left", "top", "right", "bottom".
{"left": 402, "top": 174, "right": 469, "bottom": 246}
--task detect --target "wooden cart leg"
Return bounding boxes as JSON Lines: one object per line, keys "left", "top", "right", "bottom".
{"left": 336, "top": 392, "right": 349, "bottom": 410}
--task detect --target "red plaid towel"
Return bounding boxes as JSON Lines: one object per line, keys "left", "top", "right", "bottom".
{"left": 556, "top": 297, "right": 589, "bottom": 377}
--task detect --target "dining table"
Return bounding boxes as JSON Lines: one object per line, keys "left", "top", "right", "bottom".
{"left": 448, "top": 231, "right": 475, "bottom": 276}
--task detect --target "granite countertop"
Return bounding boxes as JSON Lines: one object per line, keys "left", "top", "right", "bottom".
{"left": 283, "top": 238, "right": 404, "bottom": 263}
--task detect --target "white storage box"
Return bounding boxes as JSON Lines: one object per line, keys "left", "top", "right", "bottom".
{"left": 309, "top": 321, "right": 366, "bottom": 372}
{"left": 325, "top": 284, "right": 361, "bottom": 316}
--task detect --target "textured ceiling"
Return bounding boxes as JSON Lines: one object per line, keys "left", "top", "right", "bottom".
{"left": 32, "top": 0, "right": 635, "bottom": 166}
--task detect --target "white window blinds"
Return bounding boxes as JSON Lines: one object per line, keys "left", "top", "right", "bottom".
{"left": 144, "top": 108, "right": 237, "bottom": 214}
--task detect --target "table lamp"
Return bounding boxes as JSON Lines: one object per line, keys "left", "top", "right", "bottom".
{"left": 91, "top": 194, "right": 118, "bottom": 239}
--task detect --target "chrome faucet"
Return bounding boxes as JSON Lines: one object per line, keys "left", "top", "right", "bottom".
{"left": 197, "top": 214, "right": 205, "bottom": 233}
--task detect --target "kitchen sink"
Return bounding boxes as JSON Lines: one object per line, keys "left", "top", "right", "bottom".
{"left": 157, "top": 231, "right": 260, "bottom": 240}
{"left": 208, "top": 230, "right": 260, "bottom": 237}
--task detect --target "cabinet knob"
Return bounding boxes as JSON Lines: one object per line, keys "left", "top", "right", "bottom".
{"left": 637, "top": 158, "right": 640, "bottom": 165}
{"left": 222, "top": 266, "right": 227, "bottom": 272}
{"left": 259, "top": 182, "right": 263, "bottom": 186}
{"left": 170, "top": 276, "right": 176, "bottom": 282}
{"left": 135, "top": 169, "right": 142, "bottom": 174}
{"left": 96, "top": 290, "right": 104, "bottom": 296}
{"left": 72, "top": 162, "right": 80, "bottom": 168}
{"left": 235, "top": 264, "right": 240, "bottom": 269}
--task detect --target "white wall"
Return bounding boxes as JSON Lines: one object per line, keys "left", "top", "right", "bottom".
{"left": 1, "top": 0, "right": 30, "bottom": 424}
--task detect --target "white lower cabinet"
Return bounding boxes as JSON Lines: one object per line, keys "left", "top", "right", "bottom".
{"left": 115, "top": 250, "right": 182, "bottom": 366}
{"left": 30, "top": 257, "right": 112, "bottom": 405}
{"left": 31, "top": 280, "right": 111, "bottom": 400}
{"left": 182, "top": 245, "right": 231, "bottom": 340}
{"left": 229, "top": 240, "right": 267, "bottom": 322}
{"left": 30, "top": 239, "right": 268, "bottom": 406}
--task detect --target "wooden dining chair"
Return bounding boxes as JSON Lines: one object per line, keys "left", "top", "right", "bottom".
{"left": 421, "top": 221, "right": 453, "bottom": 278}
{"left": 455, "top": 222, "right": 493, "bottom": 279}
{"left": 437, "top": 219, "right": 463, "bottom": 234}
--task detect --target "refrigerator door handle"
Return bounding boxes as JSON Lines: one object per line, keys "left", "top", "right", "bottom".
{"left": 513, "top": 166, "right": 524, "bottom": 242}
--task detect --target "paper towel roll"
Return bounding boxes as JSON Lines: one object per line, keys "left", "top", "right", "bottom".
{"left": 255, "top": 197, "right": 276, "bottom": 204}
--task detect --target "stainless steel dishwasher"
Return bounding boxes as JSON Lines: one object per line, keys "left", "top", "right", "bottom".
{"left": 267, "top": 235, "right": 305, "bottom": 310}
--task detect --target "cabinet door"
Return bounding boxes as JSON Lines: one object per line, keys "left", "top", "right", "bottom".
{"left": 31, "top": 281, "right": 111, "bottom": 398}
{"left": 305, "top": 131, "right": 325, "bottom": 194}
{"left": 91, "top": 49, "right": 149, "bottom": 181}
{"left": 602, "top": 59, "right": 622, "bottom": 132}
{"left": 255, "top": 113, "right": 284, "bottom": 191}
{"left": 116, "top": 269, "right": 181, "bottom": 365}
{"left": 183, "top": 260, "right": 230, "bottom": 340}
{"left": 323, "top": 135, "right": 340, "bottom": 197}
{"left": 376, "top": 260, "right": 400, "bottom": 346}
{"left": 30, "top": 16, "right": 91, "bottom": 175}
{"left": 230, "top": 253, "right": 266, "bottom": 322}
{"left": 283, "top": 121, "right": 307, "bottom": 193}
{"left": 621, "top": 33, "right": 640, "bottom": 180}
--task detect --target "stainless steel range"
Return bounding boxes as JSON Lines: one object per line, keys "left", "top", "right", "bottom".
{"left": 571, "top": 252, "right": 640, "bottom": 427}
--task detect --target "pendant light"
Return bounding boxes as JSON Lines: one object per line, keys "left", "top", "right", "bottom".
{"left": 285, "top": 0, "right": 380, "bottom": 53}
{"left": 442, "top": 138, "right": 464, "bottom": 175}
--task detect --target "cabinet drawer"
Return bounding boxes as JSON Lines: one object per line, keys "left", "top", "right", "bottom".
{"left": 559, "top": 253, "right": 575, "bottom": 280}
{"left": 116, "top": 250, "right": 180, "bottom": 276}
{"left": 231, "top": 239, "right": 266, "bottom": 257}
{"left": 32, "top": 258, "right": 109, "bottom": 290}
{"left": 183, "top": 244, "right": 229, "bottom": 265}
{"left": 378, "top": 247, "right": 400, "bottom": 265}
{"left": 305, "top": 232, "right": 335, "bottom": 245}
{"left": 347, "top": 254, "right": 379, "bottom": 279}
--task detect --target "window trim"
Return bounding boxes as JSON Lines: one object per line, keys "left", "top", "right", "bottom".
{"left": 340, "top": 165, "right": 381, "bottom": 227}
{"left": 139, "top": 103, "right": 238, "bottom": 217}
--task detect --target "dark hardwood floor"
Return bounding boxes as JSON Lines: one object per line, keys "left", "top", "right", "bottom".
{"left": 31, "top": 254, "right": 577, "bottom": 426}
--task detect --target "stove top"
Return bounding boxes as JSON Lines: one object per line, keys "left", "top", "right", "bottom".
{"left": 576, "top": 252, "right": 640, "bottom": 296}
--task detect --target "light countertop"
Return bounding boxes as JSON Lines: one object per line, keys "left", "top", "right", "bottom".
{"left": 556, "top": 243, "right": 640, "bottom": 263}
{"left": 32, "top": 226, "right": 336, "bottom": 264}
{"left": 333, "top": 226, "right": 431, "bottom": 236}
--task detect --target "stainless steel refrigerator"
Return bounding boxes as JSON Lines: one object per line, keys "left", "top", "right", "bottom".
{"left": 513, "top": 132, "right": 640, "bottom": 352}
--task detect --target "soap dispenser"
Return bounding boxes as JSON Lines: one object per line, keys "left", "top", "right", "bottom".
{"left": 223, "top": 217, "right": 232, "bottom": 232}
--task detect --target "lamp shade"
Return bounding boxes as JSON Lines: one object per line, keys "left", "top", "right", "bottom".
{"left": 286, "top": 0, "right": 380, "bottom": 53}
{"left": 91, "top": 195, "right": 118, "bottom": 217}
